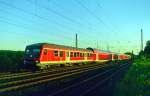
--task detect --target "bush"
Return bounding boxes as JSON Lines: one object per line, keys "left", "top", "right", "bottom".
{"left": 0, "top": 50, "right": 24, "bottom": 72}
{"left": 115, "top": 56, "right": 150, "bottom": 96}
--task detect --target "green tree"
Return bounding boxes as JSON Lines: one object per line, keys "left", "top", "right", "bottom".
{"left": 144, "top": 40, "right": 150, "bottom": 57}
{"left": 0, "top": 50, "right": 24, "bottom": 72}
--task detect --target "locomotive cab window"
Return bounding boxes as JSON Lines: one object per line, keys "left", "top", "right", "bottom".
{"left": 25, "top": 47, "right": 41, "bottom": 58}
{"left": 54, "top": 51, "right": 59, "bottom": 57}
{"left": 26, "top": 49, "right": 30, "bottom": 54}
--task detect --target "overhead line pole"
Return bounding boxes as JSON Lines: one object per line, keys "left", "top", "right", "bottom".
{"left": 97, "top": 41, "right": 99, "bottom": 49}
{"left": 141, "top": 29, "right": 143, "bottom": 51}
{"left": 75, "top": 33, "right": 78, "bottom": 48}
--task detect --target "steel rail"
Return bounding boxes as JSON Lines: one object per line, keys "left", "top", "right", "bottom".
{"left": 0, "top": 63, "right": 100, "bottom": 80}
{"left": 80, "top": 63, "right": 130, "bottom": 96}
{"left": 49, "top": 63, "right": 129, "bottom": 96}
{"left": 0, "top": 64, "right": 107, "bottom": 88}
{"left": 0, "top": 63, "right": 111, "bottom": 93}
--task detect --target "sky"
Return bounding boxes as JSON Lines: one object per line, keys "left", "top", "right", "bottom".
{"left": 0, "top": 0, "right": 150, "bottom": 54}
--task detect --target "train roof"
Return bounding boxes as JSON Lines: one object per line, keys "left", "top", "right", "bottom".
{"left": 87, "top": 48, "right": 128, "bottom": 55}
{"left": 87, "top": 48, "right": 113, "bottom": 54}
{"left": 26, "top": 43, "right": 92, "bottom": 52}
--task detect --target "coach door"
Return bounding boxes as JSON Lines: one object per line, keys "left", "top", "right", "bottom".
{"left": 59, "top": 51, "right": 63, "bottom": 61}
{"left": 66, "top": 51, "right": 70, "bottom": 62}
{"left": 84, "top": 53, "right": 87, "bottom": 61}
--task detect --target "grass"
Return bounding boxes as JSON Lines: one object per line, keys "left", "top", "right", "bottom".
{"left": 115, "top": 57, "right": 150, "bottom": 96}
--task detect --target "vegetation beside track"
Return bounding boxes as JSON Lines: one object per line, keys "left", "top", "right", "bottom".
{"left": 115, "top": 40, "right": 150, "bottom": 96}
{"left": 115, "top": 56, "right": 150, "bottom": 96}
{"left": 0, "top": 50, "right": 24, "bottom": 72}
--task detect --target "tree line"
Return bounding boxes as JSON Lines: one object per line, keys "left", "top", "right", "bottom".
{"left": 0, "top": 50, "right": 24, "bottom": 72}
{"left": 1, "top": 40, "right": 150, "bottom": 73}
{"left": 139, "top": 40, "right": 150, "bottom": 57}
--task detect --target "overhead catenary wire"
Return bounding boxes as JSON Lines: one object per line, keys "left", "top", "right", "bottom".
{"left": 96, "top": 1, "right": 132, "bottom": 53}
{"left": 0, "top": 0, "right": 77, "bottom": 32}
{"left": 0, "top": 9, "right": 72, "bottom": 40}
{"left": 0, "top": 17, "right": 72, "bottom": 41}
{"left": 0, "top": 18, "right": 77, "bottom": 47}
{"left": 74, "top": 0, "right": 124, "bottom": 52}
{"left": 26, "top": 0, "right": 92, "bottom": 30}
{"left": 26, "top": 0, "right": 98, "bottom": 41}
{"left": 74, "top": 0, "right": 117, "bottom": 35}
{"left": 26, "top": 0, "right": 101, "bottom": 47}
{"left": 0, "top": 13, "right": 74, "bottom": 40}
{"left": 8, "top": 0, "right": 93, "bottom": 45}
{"left": 0, "top": 0, "right": 106, "bottom": 49}
{"left": 46, "top": 0, "right": 107, "bottom": 47}
{"left": 96, "top": 2, "right": 120, "bottom": 36}
{"left": 0, "top": 0, "right": 92, "bottom": 46}
{"left": 46, "top": 0, "right": 100, "bottom": 46}
{"left": 0, "top": 13, "right": 78, "bottom": 47}
{"left": 47, "top": 0, "right": 92, "bottom": 29}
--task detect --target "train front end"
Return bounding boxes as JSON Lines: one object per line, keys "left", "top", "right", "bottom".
{"left": 23, "top": 44, "right": 41, "bottom": 71}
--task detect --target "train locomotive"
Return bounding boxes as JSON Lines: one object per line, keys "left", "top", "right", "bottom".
{"left": 23, "top": 43, "right": 130, "bottom": 70}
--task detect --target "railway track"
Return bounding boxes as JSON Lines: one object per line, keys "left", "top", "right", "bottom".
{"left": 0, "top": 62, "right": 113, "bottom": 95}
{"left": 0, "top": 62, "right": 106, "bottom": 82}
{"left": 0, "top": 62, "right": 98, "bottom": 79}
{"left": 0, "top": 63, "right": 94, "bottom": 80}
{"left": 48, "top": 61, "right": 131, "bottom": 96}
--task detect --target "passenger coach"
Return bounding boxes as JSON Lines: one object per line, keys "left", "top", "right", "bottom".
{"left": 23, "top": 43, "right": 130, "bottom": 70}
{"left": 24, "top": 43, "right": 96, "bottom": 70}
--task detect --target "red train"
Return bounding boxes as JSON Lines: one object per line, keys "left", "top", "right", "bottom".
{"left": 23, "top": 43, "right": 130, "bottom": 70}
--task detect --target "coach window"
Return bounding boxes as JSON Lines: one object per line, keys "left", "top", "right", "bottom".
{"left": 60, "top": 51, "right": 63, "bottom": 57}
{"left": 87, "top": 53, "right": 89, "bottom": 57}
{"left": 54, "top": 51, "right": 58, "bottom": 57}
{"left": 77, "top": 52, "right": 79, "bottom": 57}
{"left": 83, "top": 53, "right": 85, "bottom": 57}
{"left": 80, "top": 53, "right": 82, "bottom": 57}
{"left": 70, "top": 52, "right": 73, "bottom": 57}
{"left": 44, "top": 49, "right": 47, "bottom": 55}
{"left": 74, "top": 52, "right": 77, "bottom": 57}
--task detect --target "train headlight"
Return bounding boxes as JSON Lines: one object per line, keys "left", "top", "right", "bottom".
{"left": 24, "top": 60, "right": 26, "bottom": 64}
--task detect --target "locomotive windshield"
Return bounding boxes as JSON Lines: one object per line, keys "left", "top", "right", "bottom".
{"left": 25, "top": 46, "right": 41, "bottom": 58}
